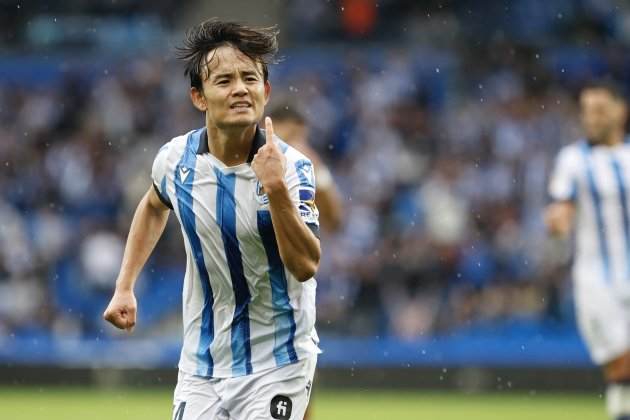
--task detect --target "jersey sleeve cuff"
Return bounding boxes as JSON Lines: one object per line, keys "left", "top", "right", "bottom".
{"left": 548, "top": 189, "right": 577, "bottom": 204}
{"left": 153, "top": 182, "right": 173, "bottom": 210}
{"left": 306, "top": 222, "right": 320, "bottom": 239}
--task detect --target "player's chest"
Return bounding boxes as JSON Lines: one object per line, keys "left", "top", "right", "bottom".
{"left": 580, "top": 148, "right": 630, "bottom": 200}
{"left": 171, "top": 163, "right": 270, "bottom": 239}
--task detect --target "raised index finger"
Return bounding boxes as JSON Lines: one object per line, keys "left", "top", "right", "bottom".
{"left": 265, "top": 116, "right": 275, "bottom": 146}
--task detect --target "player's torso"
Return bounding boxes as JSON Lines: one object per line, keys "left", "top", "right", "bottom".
{"left": 578, "top": 144, "right": 630, "bottom": 200}
{"left": 157, "top": 128, "right": 319, "bottom": 377}
{"left": 573, "top": 142, "right": 630, "bottom": 288}
{"left": 171, "top": 152, "right": 276, "bottom": 304}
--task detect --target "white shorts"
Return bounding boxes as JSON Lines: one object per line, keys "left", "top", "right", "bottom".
{"left": 574, "top": 274, "right": 630, "bottom": 365}
{"left": 172, "top": 356, "right": 317, "bottom": 420}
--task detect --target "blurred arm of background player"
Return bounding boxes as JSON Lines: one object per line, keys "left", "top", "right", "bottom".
{"left": 545, "top": 201, "right": 575, "bottom": 237}
{"left": 103, "top": 186, "right": 170, "bottom": 331}
{"left": 269, "top": 102, "right": 344, "bottom": 233}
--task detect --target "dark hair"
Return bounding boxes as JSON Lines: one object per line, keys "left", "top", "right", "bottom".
{"left": 268, "top": 101, "right": 307, "bottom": 125}
{"left": 176, "top": 18, "right": 279, "bottom": 90}
{"left": 581, "top": 78, "right": 626, "bottom": 101}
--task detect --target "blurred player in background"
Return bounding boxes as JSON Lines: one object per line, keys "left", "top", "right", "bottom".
{"left": 103, "top": 19, "right": 321, "bottom": 420}
{"left": 270, "top": 103, "right": 344, "bottom": 420}
{"left": 546, "top": 80, "right": 630, "bottom": 420}
{"left": 269, "top": 102, "right": 343, "bottom": 234}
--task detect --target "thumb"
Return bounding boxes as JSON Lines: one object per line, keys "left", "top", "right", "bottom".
{"left": 125, "top": 307, "right": 137, "bottom": 331}
{"left": 105, "top": 309, "right": 127, "bottom": 329}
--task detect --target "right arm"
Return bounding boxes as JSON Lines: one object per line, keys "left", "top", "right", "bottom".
{"left": 103, "top": 185, "right": 170, "bottom": 331}
{"left": 545, "top": 146, "right": 577, "bottom": 238}
{"left": 545, "top": 201, "right": 575, "bottom": 237}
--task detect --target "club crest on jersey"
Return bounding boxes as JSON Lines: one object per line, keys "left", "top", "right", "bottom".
{"left": 255, "top": 180, "right": 269, "bottom": 205}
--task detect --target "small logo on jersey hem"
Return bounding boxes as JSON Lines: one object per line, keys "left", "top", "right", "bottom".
{"left": 270, "top": 395, "right": 292, "bottom": 420}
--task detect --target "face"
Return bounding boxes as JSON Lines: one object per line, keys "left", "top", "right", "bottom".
{"left": 190, "top": 45, "right": 271, "bottom": 129}
{"left": 580, "top": 88, "right": 626, "bottom": 143}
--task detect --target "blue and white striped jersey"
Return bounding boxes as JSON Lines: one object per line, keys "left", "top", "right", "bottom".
{"left": 549, "top": 140, "right": 630, "bottom": 295}
{"left": 151, "top": 126, "right": 320, "bottom": 378}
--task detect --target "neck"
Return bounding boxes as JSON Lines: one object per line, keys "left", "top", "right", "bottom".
{"left": 603, "top": 129, "right": 625, "bottom": 147}
{"left": 206, "top": 123, "right": 256, "bottom": 166}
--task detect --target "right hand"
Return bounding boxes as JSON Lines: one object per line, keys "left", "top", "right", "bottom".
{"left": 251, "top": 117, "right": 288, "bottom": 191}
{"left": 103, "top": 289, "right": 137, "bottom": 332}
{"left": 544, "top": 202, "right": 574, "bottom": 237}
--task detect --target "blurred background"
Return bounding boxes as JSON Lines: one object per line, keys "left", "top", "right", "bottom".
{"left": 1, "top": 0, "right": 629, "bottom": 418}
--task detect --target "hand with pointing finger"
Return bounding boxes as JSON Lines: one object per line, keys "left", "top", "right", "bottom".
{"left": 252, "top": 117, "right": 287, "bottom": 192}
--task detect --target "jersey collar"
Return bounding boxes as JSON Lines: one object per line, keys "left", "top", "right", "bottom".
{"left": 196, "top": 125, "right": 266, "bottom": 164}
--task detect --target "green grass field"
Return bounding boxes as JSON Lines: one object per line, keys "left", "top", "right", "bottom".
{"left": 0, "top": 387, "right": 606, "bottom": 420}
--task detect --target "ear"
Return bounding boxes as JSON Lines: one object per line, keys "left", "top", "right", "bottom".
{"left": 264, "top": 80, "right": 271, "bottom": 105}
{"left": 190, "top": 87, "right": 207, "bottom": 112}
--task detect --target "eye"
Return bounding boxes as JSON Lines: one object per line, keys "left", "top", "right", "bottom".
{"left": 217, "top": 79, "right": 229, "bottom": 85}
{"left": 246, "top": 76, "right": 258, "bottom": 82}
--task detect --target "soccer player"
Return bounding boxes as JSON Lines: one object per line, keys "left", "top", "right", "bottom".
{"left": 546, "top": 80, "right": 630, "bottom": 420}
{"left": 269, "top": 102, "right": 343, "bottom": 233}
{"left": 103, "top": 19, "right": 321, "bottom": 420}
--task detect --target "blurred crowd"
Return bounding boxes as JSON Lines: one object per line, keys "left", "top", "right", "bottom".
{"left": 3, "top": 0, "right": 630, "bottom": 342}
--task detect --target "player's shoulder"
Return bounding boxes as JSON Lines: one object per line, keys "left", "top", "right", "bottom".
{"left": 157, "top": 130, "right": 196, "bottom": 158}
{"left": 152, "top": 130, "right": 200, "bottom": 181}
{"left": 276, "top": 136, "right": 313, "bottom": 166}
{"left": 275, "top": 138, "right": 316, "bottom": 189}
{"left": 556, "top": 140, "right": 586, "bottom": 160}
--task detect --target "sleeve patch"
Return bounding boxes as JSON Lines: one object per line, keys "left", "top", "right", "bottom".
{"left": 299, "top": 189, "right": 315, "bottom": 201}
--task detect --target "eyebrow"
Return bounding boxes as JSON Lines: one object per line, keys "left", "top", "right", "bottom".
{"left": 210, "top": 69, "right": 262, "bottom": 81}
{"left": 211, "top": 72, "right": 233, "bottom": 80}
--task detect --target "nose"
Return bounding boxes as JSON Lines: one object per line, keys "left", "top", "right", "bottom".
{"left": 232, "top": 78, "right": 247, "bottom": 97}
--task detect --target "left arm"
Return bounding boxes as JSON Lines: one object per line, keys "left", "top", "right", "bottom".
{"left": 252, "top": 117, "right": 321, "bottom": 281}
{"left": 295, "top": 143, "right": 343, "bottom": 233}
{"left": 266, "top": 179, "right": 321, "bottom": 281}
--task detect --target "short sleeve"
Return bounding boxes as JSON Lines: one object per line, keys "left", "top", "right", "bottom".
{"left": 548, "top": 147, "right": 578, "bottom": 202}
{"left": 286, "top": 157, "right": 320, "bottom": 238}
{"left": 151, "top": 143, "right": 173, "bottom": 209}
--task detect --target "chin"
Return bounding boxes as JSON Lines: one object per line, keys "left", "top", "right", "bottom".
{"left": 219, "top": 116, "right": 256, "bottom": 129}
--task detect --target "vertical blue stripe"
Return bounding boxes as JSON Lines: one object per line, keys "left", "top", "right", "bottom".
{"left": 611, "top": 156, "right": 630, "bottom": 279}
{"left": 257, "top": 210, "right": 298, "bottom": 366}
{"left": 582, "top": 144, "right": 611, "bottom": 282}
{"left": 160, "top": 176, "right": 172, "bottom": 207}
{"left": 213, "top": 167, "right": 253, "bottom": 376}
{"left": 175, "top": 130, "right": 214, "bottom": 377}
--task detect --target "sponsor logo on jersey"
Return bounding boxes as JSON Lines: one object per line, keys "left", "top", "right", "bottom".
{"left": 270, "top": 395, "right": 292, "bottom": 420}
{"left": 299, "top": 200, "right": 319, "bottom": 225}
